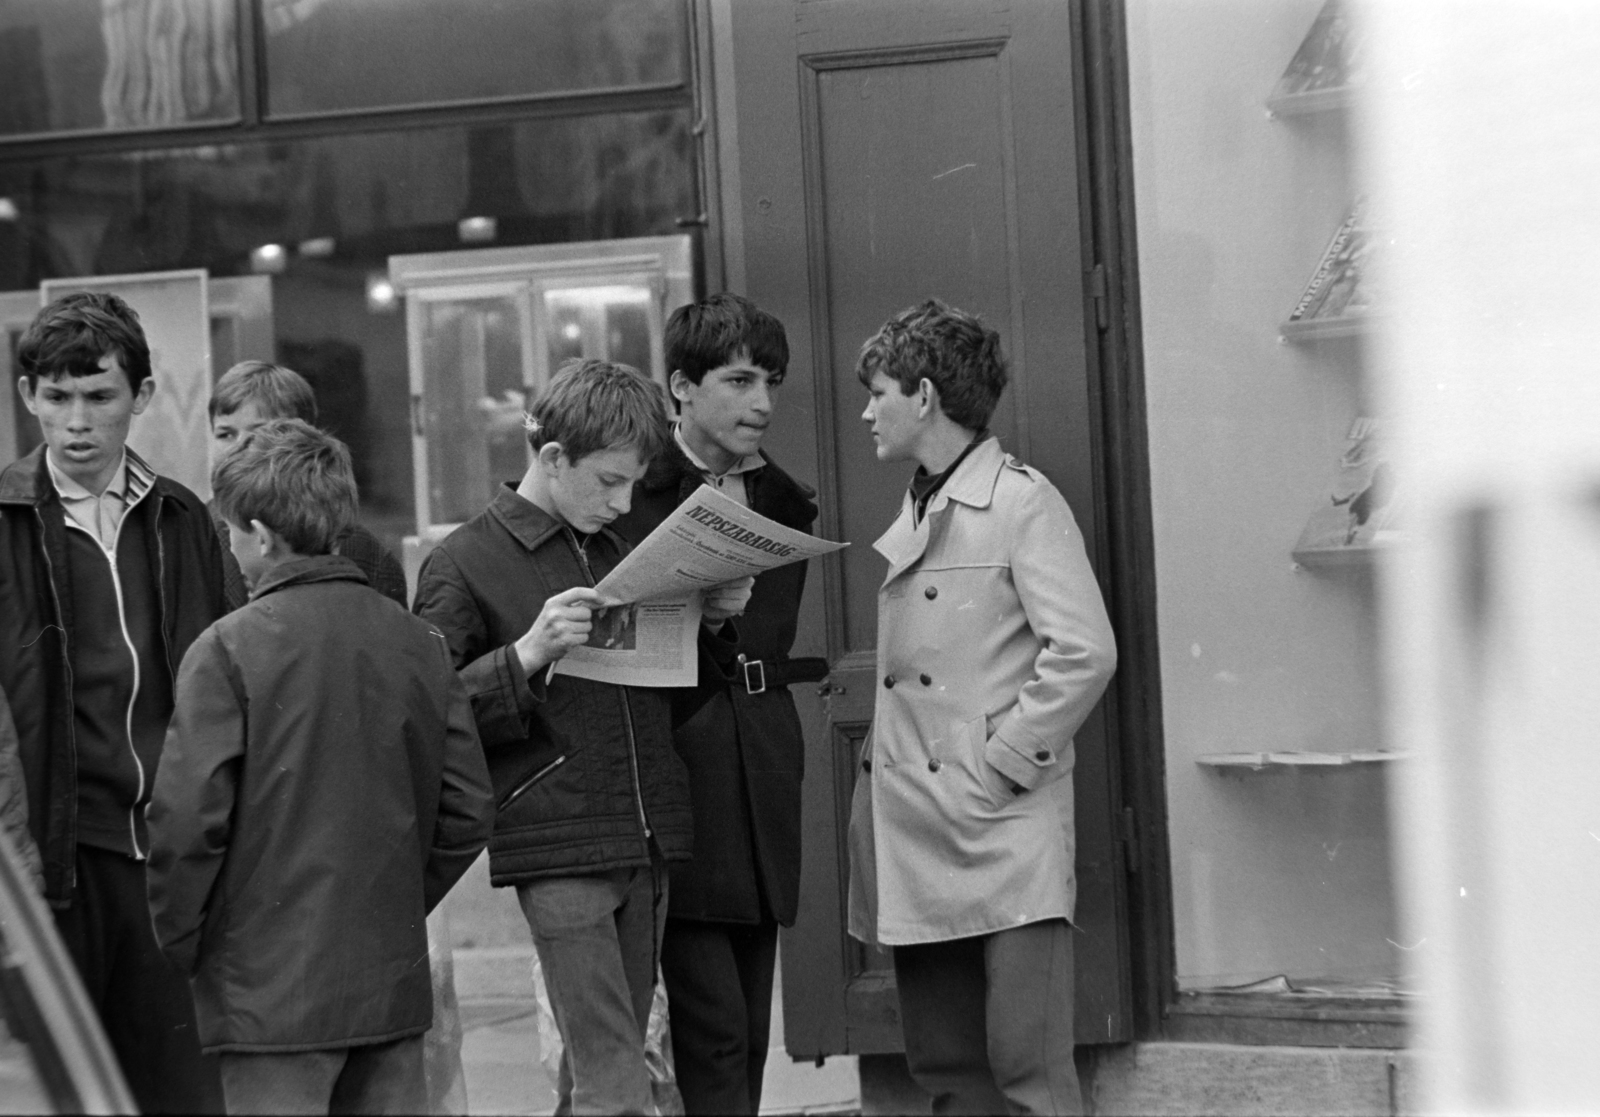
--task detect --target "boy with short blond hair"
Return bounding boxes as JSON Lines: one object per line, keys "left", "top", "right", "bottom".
{"left": 147, "top": 419, "right": 493, "bottom": 1116}
{"left": 415, "top": 358, "right": 752, "bottom": 1115}
{"left": 208, "top": 360, "right": 408, "bottom": 608}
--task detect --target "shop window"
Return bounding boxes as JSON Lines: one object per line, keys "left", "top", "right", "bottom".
{"left": 0, "top": 109, "right": 695, "bottom": 553}
{"left": 0, "top": 0, "right": 239, "bottom": 138}
{"left": 261, "top": 0, "right": 686, "bottom": 118}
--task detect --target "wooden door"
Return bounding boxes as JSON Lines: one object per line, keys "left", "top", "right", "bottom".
{"left": 716, "top": 0, "right": 1132, "bottom": 1055}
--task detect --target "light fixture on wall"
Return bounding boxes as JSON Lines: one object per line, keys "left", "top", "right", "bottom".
{"left": 366, "top": 272, "right": 399, "bottom": 313}
{"left": 0, "top": 198, "right": 17, "bottom": 221}
{"left": 250, "top": 243, "right": 287, "bottom": 273}
{"left": 457, "top": 216, "right": 497, "bottom": 244}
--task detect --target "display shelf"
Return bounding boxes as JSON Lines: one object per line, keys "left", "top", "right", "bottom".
{"left": 1197, "top": 750, "right": 1407, "bottom": 770}
{"left": 1266, "top": 0, "right": 1365, "bottom": 119}
{"left": 1279, "top": 312, "right": 1379, "bottom": 342}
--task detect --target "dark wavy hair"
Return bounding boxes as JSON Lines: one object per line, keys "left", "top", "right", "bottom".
{"left": 854, "top": 299, "right": 1007, "bottom": 431}
{"left": 18, "top": 292, "right": 152, "bottom": 390}
{"left": 665, "top": 292, "right": 789, "bottom": 398}
{"left": 211, "top": 419, "right": 357, "bottom": 555}
{"left": 526, "top": 358, "right": 672, "bottom": 465}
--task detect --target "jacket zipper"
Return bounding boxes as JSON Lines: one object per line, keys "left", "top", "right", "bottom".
{"left": 62, "top": 507, "right": 148, "bottom": 860}
{"left": 498, "top": 754, "right": 566, "bottom": 811}
{"left": 33, "top": 506, "right": 76, "bottom": 894}
{"left": 569, "top": 529, "right": 653, "bottom": 847}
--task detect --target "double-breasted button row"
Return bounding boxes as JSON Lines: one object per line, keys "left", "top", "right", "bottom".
{"left": 886, "top": 673, "right": 935, "bottom": 688}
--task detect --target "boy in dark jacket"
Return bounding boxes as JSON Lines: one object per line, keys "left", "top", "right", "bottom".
{"left": 613, "top": 293, "right": 824, "bottom": 1114}
{"left": 413, "top": 359, "right": 752, "bottom": 1115}
{"left": 207, "top": 359, "right": 408, "bottom": 610}
{"left": 0, "top": 291, "right": 227, "bottom": 1113}
{"left": 146, "top": 419, "right": 493, "bottom": 1115}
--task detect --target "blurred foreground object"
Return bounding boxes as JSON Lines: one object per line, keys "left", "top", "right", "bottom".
{"left": 0, "top": 827, "right": 134, "bottom": 1114}
{"left": 1361, "top": 1, "right": 1600, "bottom": 1110}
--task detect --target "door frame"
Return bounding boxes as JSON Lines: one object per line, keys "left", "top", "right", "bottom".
{"left": 700, "top": 0, "right": 1174, "bottom": 1047}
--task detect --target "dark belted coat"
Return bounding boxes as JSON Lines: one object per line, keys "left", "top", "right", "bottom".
{"left": 614, "top": 445, "right": 820, "bottom": 926}
{"left": 847, "top": 438, "right": 1117, "bottom": 946}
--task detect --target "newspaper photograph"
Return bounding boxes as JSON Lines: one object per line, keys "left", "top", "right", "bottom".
{"left": 555, "top": 484, "right": 847, "bottom": 687}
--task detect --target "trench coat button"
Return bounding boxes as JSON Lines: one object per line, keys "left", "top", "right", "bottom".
{"left": 919, "top": 673, "right": 932, "bottom": 686}
{"left": 862, "top": 758, "right": 872, "bottom": 772}
{"left": 925, "top": 585, "right": 938, "bottom": 600}
{"left": 928, "top": 758, "right": 942, "bottom": 773}
{"left": 1035, "top": 749, "right": 1052, "bottom": 762}
{"left": 884, "top": 675, "right": 896, "bottom": 689}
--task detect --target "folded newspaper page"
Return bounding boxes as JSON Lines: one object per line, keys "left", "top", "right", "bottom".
{"left": 554, "top": 483, "right": 847, "bottom": 687}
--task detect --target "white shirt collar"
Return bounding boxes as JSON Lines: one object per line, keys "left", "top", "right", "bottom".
{"left": 674, "top": 425, "right": 764, "bottom": 480}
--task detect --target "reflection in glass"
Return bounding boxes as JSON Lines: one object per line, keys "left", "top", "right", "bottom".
{"left": 418, "top": 294, "right": 528, "bottom": 529}
{"left": 543, "top": 285, "right": 656, "bottom": 384}
{"left": 263, "top": 0, "right": 685, "bottom": 117}
{"left": 0, "top": 0, "right": 238, "bottom": 137}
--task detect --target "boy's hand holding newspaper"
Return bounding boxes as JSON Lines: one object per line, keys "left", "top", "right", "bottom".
{"left": 516, "top": 587, "right": 606, "bottom": 675}
{"left": 702, "top": 576, "right": 755, "bottom": 628}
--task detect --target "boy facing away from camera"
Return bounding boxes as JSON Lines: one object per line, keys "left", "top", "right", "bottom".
{"left": 208, "top": 360, "right": 408, "bottom": 609}
{"left": 146, "top": 419, "right": 493, "bottom": 1115}
{"left": 413, "top": 358, "right": 752, "bottom": 1116}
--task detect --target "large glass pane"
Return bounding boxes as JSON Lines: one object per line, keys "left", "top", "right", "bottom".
{"left": 0, "top": 110, "right": 695, "bottom": 551}
{"left": 543, "top": 284, "right": 656, "bottom": 383}
{"left": 262, "top": 0, "right": 685, "bottom": 117}
{"left": 0, "top": 0, "right": 238, "bottom": 138}
{"left": 416, "top": 293, "right": 527, "bottom": 529}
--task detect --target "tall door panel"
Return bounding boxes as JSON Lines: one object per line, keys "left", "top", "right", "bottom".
{"left": 721, "top": 0, "right": 1131, "bottom": 1055}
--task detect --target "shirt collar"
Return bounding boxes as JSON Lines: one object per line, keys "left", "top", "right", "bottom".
{"left": 674, "top": 425, "right": 764, "bottom": 480}
{"left": 46, "top": 447, "right": 131, "bottom": 503}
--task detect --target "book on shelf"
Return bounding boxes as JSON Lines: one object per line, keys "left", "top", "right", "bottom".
{"left": 1269, "top": 0, "right": 1367, "bottom": 103}
{"left": 1287, "top": 198, "right": 1379, "bottom": 328}
{"left": 1294, "top": 416, "right": 1400, "bottom": 558}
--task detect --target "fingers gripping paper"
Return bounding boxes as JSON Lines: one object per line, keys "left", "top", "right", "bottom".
{"left": 554, "top": 484, "right": 846, "bottom": 687}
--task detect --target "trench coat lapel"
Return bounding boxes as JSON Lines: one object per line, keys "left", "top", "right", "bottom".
{"left": 872, "top": 439, "right": 1005, "bottom": 585}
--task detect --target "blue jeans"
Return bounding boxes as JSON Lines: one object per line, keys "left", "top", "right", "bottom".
{"left": 517, "top": 858, "right": 669, "bottom": 1116}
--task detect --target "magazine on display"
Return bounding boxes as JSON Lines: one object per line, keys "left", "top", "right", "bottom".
{"left": 1293, "top": 416, "right": 1400, "bottom": 560}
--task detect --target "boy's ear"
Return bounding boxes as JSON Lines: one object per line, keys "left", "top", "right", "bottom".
{"left": 131, "top": 377, "right": 155, "bottom": 416}
{"left": 249, "top": 519, "right": 291, "bottom": 557}
{"left": 16, "top": 376, "right": 35, "bottom": 413}
{"left": 535, "top": 441, "right": 567, "bottom": 471}
{"left": 668, "top": 370, "right": 694, "bottom": 406}
{"left": 917, "top": 377, "right": 940, "bottom": 419}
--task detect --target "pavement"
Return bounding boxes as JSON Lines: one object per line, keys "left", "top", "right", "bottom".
{"left": 442, "top": 856, "right": 860, "bottom": 1115}
{"left": 454, "top": 945, "right": 861, "bottom": 1116}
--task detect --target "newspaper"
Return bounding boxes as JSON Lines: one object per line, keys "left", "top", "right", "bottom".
{"left": 554, "top": 484, "right": 846, "bottom": 687}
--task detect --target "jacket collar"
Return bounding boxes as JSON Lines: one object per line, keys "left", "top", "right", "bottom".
{"left": 0, "top": 443, "right": 203, "bottom": 516}
{"left": 873, "top": 437, "right": 1005, "bottom": 580}
{"left": 249, "top": 554, "right": 369, "bottom": 601}
{"left": 486, "top": 482, "right": 628, "bottom": 555}
{"left": 638, "top": 441, "right": 819, "bottom": 531}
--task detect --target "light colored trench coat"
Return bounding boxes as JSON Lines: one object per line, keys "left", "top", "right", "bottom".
{"left": 847, "top": 438, "right": 1117, "bottom": 946}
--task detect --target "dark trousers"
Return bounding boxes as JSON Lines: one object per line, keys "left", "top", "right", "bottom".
{"left": 52, "top": 844, "right": 223, "bottom": 1115}
{"left": 660, "top": 916, "right": 779, "bottom": 1115}
{"left": 218, "top": 1035, "right": 426, "bottom": 1115}
{"left": 892, "top": 919, "right": 1080, "bottom": 1116}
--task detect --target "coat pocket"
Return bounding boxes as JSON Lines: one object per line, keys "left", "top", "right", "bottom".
{"left": 497, "top": 754, "right": 568, "bottom": 812}
{"left": 960, "top": 713, "right": 1018, "bottom": 812}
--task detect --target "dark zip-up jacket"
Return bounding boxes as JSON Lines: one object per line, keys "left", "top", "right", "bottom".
{"left": 413, "top": 485, "right": 695, "bottom": 885}
{"left": 146, "top": 556, "right": 492, "bottom": 1052}
{"left": 615, "top": 447, "right": 819, "bottom": 925}
{"left": 0, "top": 445, "right": 226, "bottom": 907}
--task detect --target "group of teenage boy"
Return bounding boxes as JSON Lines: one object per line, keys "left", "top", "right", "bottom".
{"left": 0, "top": 285, "right": 1114, "bottom": 1116}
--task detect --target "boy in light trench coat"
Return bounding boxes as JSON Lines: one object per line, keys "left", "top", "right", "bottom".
{"left": 847, "top": 299, "right": 1117, "bottom": 1115}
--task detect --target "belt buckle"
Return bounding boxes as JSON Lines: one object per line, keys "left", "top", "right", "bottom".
{"left": 740, "top": 655, "right": 767, "bottom": 695}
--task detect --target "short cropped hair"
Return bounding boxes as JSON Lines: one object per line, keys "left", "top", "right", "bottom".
{"left": 211, "top": 419, "right": 357, "bottom": 556}
{"left": 526, "top": 358, "right": 671, "bottom": 465}
{"left": 17, "top": 292, "right": 152, "bottom": 391}
{"left": 210, "top": 361, "right": 318, "bottom": 424}
{"left": 665, "top": 293, "right": 789, "bottom": 393}
{"left": 855, "top": 299, "right": 1008, "bottom": 432}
